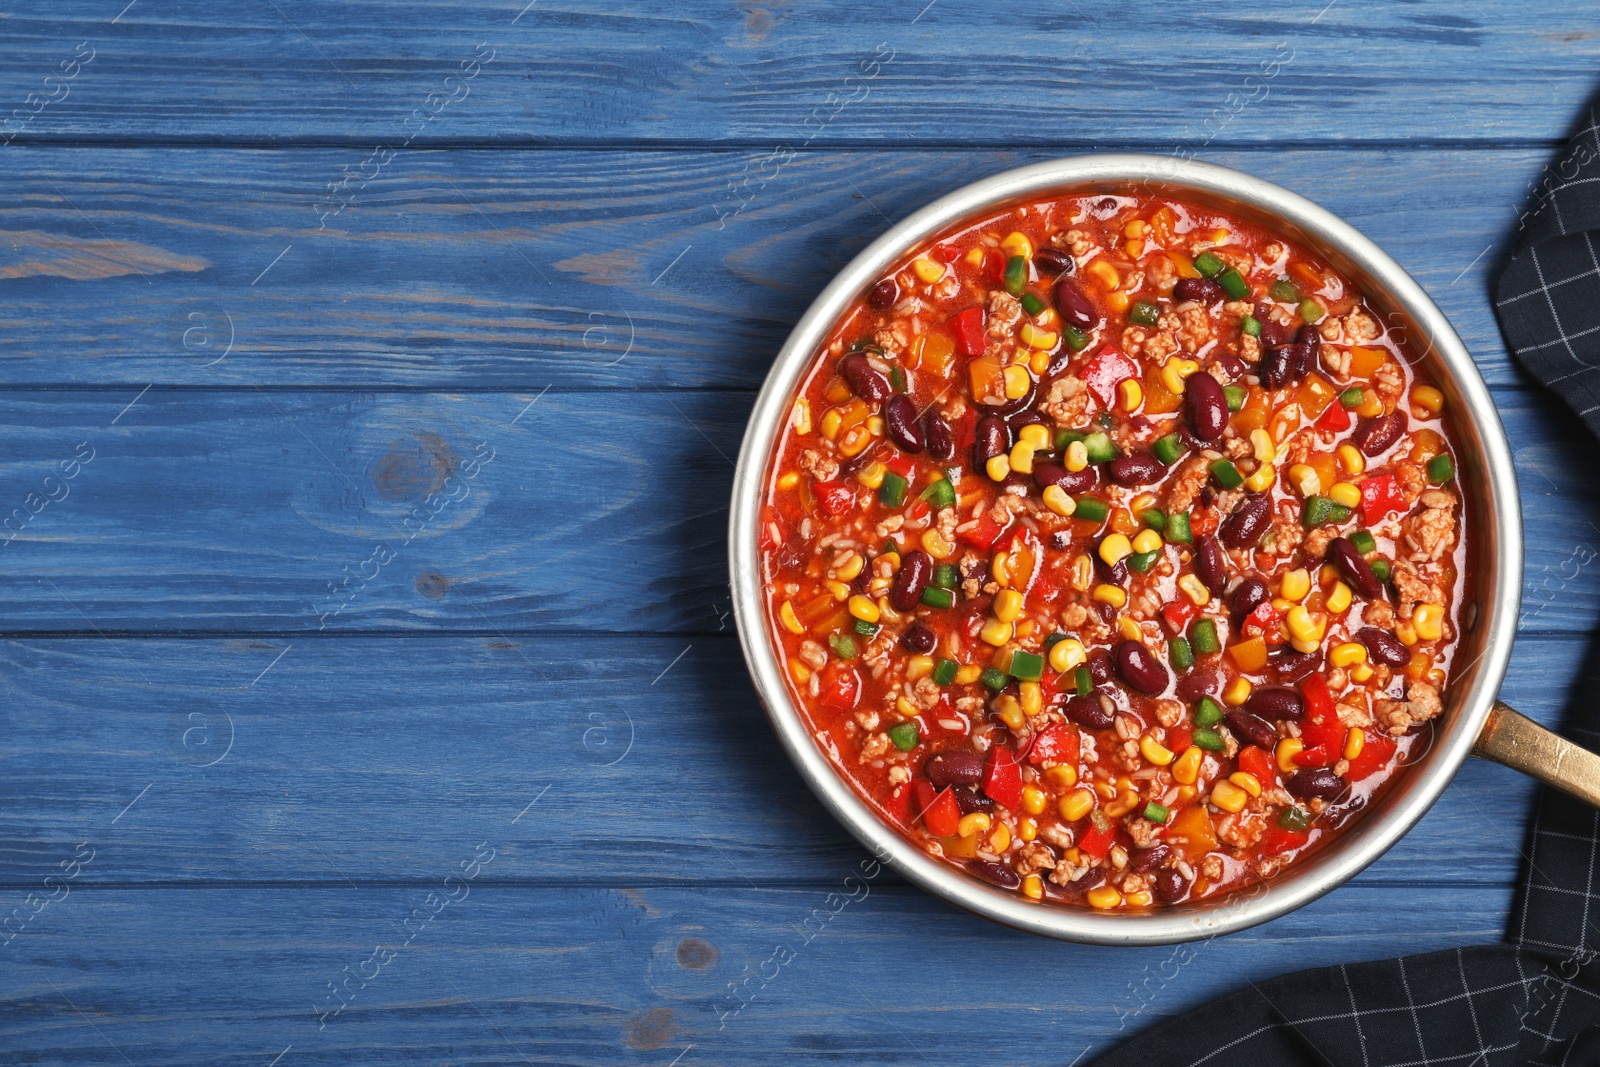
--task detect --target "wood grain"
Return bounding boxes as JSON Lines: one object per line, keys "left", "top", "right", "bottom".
{"left": 0, "top": 632, "right": 1589, "bottom": 888}
{"left": 0, "top": 0, "right": 1594, "bottom": 145}
{"left": 0, "top": 146, "right": 1562, "bottom": 388}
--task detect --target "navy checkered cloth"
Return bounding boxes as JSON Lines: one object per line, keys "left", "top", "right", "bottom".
{"left": 1093, "top": 100, "right": 1600, "bottom": 1067}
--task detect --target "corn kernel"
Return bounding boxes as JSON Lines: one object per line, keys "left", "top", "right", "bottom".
{"left": 1065, "top": 440, "right": 1089, "bottom": 472}
{"left": 1286, "top": 605, "right": 1322, "bottom": 642}
{"left": 1411, "top": 384, "right": 1445, "bottom": 415}
{"left": 1124, "top": 890, "right": 1154, "bottom": 907}
{"left": 779, "top": 600, "right": 804, "bottom": 634}
{"left": 839, "top": 424, "right": 872, "bottom": 456}
{"left": 1396, "top": 618, "right": 1418, "bottom": 646}
{"left": 1001, "top": 230, "right": 1034, "bottom": 260}
{"left": 1059, "top": 788, "right": 1096, "bottom": 822}
{"left": 1021, "top": 786, "right": 1048, "bottom": 816}
{"left": 1245, "top": 464, "right": 1277, "bottom": 493}
{"left": 992, "top": 590, "right": 1024, "bottom": 626}
{"left": 1229, "top": 771, "right": 1263, "bottom": 797}
{"left": 1020, "top": 818, "right": 1038, "bottom": 842}
{"left": 986, "top": 454, "right": 1012, "bottom": 481}
{"left": 1002, "top": 364, "right": 1032, "bottom": 401}
{"left": 995, "top": 695, "right": 1027, "bottom": 732}
{"left": 791, "top": 398, "right": 812, "bottom": 435}
{"left": 1211, "top": 781, "right": 1248, "bottom": 813}
{"left": 1046, "top": 764, "right": 1079, "bottom": 789}
{"left": 1288, "top": 463, "right": 1321, "bottom": 497}
{"left": 1009, "top": 439, "right": 1036, "bottom": 476}
{"left": 1326, "top": 581, "right": 1353, "bottom": 614}
{"left": 1276, "top": 738, "right": 1305, "bottom": 774}
{"left": 1017, "top": 681, "right": 1041, "bottom": 717}
{"left": 1117, "top": 617, "right": 1143, "bottom": 641}
{"left": 1093, "top": 584, "right": 1127, "bottom": 608}
{"left": 1086, "top": 260, "right": 1120, "bottom": 290}
{"left": 1086, "top": 886, "right": 1123, "bottom": 910}
{"left": 1140, "top": 735, "right": 1176, "bottom": 766}
{"left": 963, "top": 247, "right": 985, "bottom": 268}
{"left": 1020, "top": 322, "right": 1058, "bottom": 351}
{"left": 896, "top": 695, "right": 918, "bottom": 718}
{"left": 1159, "top": 357, "right": 1200, "bottom": 396}
{"left": 1123, "top": 219, "right": 1147, "bottom": 239}
{"left": 1415, "top": 603, "right": 1445, "bottom": 641}
{"left": 1028, "top": 349, "right": 1049, "bottom": 375}
{"left": 820, "top": 408, "right": 844, "bottom": 441}
{"left": 1280, "top": 568, "right": 1311, "bottom": 602}
{"left": 1125, "top": 530, "right": 1160, "bottom": 556}
{"left": 826, "top": 579, "right": 851, "bottom": 602}
{"left": 980, "top": 619, "right": 1014, "bottom": 647}
{"left": 1328, "top": 481, "right": 1362, "bottom": 509}
{"left": 1329, "top": 642, "right": 1367, "bottom": 668}
{"left": 1108, "top": 291, "right": 1131, "bottom": 312}
{"left": 1104, "top": 790, "right": 1141, "bottom": 818}
{"left": 1043, "top": 485, "right": 1076, "bottom": 517}
{"left": 1099, "top": 533, "right": 1134, "bottom": 566}
{"left": 1272, "top": 598, "right": 1294, "bottom": 613}
{"left": 1224, "top": 677, "right": 1253, "bottom": 706}
{"left": 906, "top": 655, "right": 934, "bottom": 682}
{"left": 847, "top": 595, "right": 880, "bottom": 623}
{"left": 1344, "top": 727, "right": 1365, "bottom": 761}
{"left": 789, "top": 657, "right": 811, "bottom": 684}
{"left": 988, "top": 822, "right": 1012, "bottom": 853}
{"left": 1249, "top": 428, "right": 1276, "bottom": 464}
{"left": 991, "top": 552, "right": 1012, "bottom": 588}
{"left": 921, "top": 529, "right": 955, "bottom": 560}
{"left": 1357, "top": 388, "right": 1383, "bottom": 417}
{"left": 835, "top": 553, "right": 865, "bottom": 583}
{"left": 955, "top": 665, "right": 983, "bottom": 684}
{"left": 1048, "top": 637, "right": 1086, "bottom": 673}
{"left": 1093, "top": 781, "right": 1117, "bottom": 801}
{"left": 1118, "top": 378, "right": 1143, "bottom": 412}
{"left": 1022, "top": 873, "right": 1044, "bottom": 900}
{"left": 912, "top": 256, "right": 945, "bottom": 283}
{"left": 1069, "top": 554, "right": 1094, "bottom": 592}
{"left": 1013, "top": 426, "right": 1047, "bottom": 452}
{"left": 1338, "top": 444, "right": 1365, "bottom": 475}
{"left": 1178, "top": 574, "right": 1211, "bottom": 607}
{"left": 1173, "top": 745, "right": 1205, "bottom": 785}
{"left": 958, "top": 812, "right": 992, "bottom": 838}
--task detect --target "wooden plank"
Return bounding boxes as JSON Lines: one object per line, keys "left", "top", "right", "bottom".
{"left": 0, "top": 882, "right": 1510, "bottom": 1065}
{"left": 0, "top": 1, "right": 1594, "bottom": 146}
{"left": 0, "top": 385, "right": 1589, "bottom": 634}
{"left": 0, "top": 146, "right": 1557, "bottom": 389}
{"left": 0, "top": 632, "right": 1583, "bottom": 887}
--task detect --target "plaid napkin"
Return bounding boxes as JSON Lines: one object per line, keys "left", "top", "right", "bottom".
{"left": 1092, "top": 99, "right": 1600, "bottom": 1067}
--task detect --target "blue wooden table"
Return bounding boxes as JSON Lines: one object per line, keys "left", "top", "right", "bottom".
{"left": 3, "top": 2, "right": 1599, "bottom": 1062}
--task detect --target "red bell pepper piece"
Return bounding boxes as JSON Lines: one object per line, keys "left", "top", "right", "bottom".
{"left": 1237, "top": 745, "right": 1277, "bottom": 786}
{"left": 1081, "top": 346, "right": 1138, "bottom": 406}
{"left": 953, "top": 406, "right": 977, "bottom": 454}
{"left": 1316, "top": 399, "right": 1351, "bottom": 432}
{"left": 1242, "top": 600, "right": 1286, "bottom": 646}
{"left": 921, "top": 784, "right": 962, "bottom": 838}
{"left": 1359, "top": 472, "right": 1407, "bottom": 527}
{"left": 1161, "top": 600, "right": 1200, "bottom": 635}
{"left": 957, "top": 513, "right": 1006, "bottom": 551}
{"left": 931, "top": 243, "right": 962, "bottom": 264}
{"left": 1260, "top": 825, "right": 1310, "bottom": 856}
{"left": 817, "top": 665, "right": 860, "bottom": 712}
{"left": 1346, "top": 730, "right": 1397, "bottom": 781}
{"left": 813, "top": 480, "right": 855, "bottom": 517}
{"left": 1167, "top": 723, "right": 1193, "bottom": 756}
{"left": 949, "top": 307, "right": 987, "bottom": 357}
{"left": 1077, "top": 814, "right": 1117, "bottom": 859}
{"left": 982, "top": 746, "right": 1024, "bottom": 810}
{"left": 1027, "top": 722, "right": 1080, "bottom": 768}
{"left": 884, "top": 782, "right": 912, "bottom": 825}
{"left": 1294, "top": 675, "right": 1344, "bottom": 768}
{"left": 884, "top": 453, "right": 916, "bottom": 478}
{"left": 981, "top": 249, "right": 1006, "bottom": 287}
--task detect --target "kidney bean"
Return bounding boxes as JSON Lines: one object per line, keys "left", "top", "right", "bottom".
{"left": 1064, "top": 694, "right": 1115, "bottom": 730}
{"left": 1094, "top": 555, "right": 1129, "bottom": 587}
{"left": 1108, "top": 450, "right": 1164, "bottom": 487}
{"left": 1054, "top": 276, "right": 1100, "bottom": 331}
{"left": 972, "top": 414, "right": 1010, "bottom": 471}
{"left": 1225, "top": 707, "right": 1277, "bottom": 749}
{"left": 1231, "top": 577, "right": 1270, "bottom": 624}
{"left": 1116, "top": 640, "right": 1169, "bottom": 696}
{"left": 1185, "top": 371, "right": 1229, "bottom": 443}
{"left": 991, "top": 374, "right": 1039, "bottom": 418}
{"left": 1327, "top": 536, "right": 1382, "bottom": 599}
{"left": 1221, "top": 493, "right": 1272, "bottom": 550}
{"left": 1045, "top": 347, "right": 1074, "bottom": 377}
{"left": 1286, "top": 768, "right": 1346, "bottom": 802}
{"left": 1246, "top": 686, "right": 1305, "bottom": 721}
{"left": 1272, "top": 649, "right": 1321, "bottom": 684}
{"left": 924, "top": 750, "right": 983, "bottom": 789}
{"left": 840, "top": 352, "right": 891, "bottom": 404}
{"left": 1256, "top": 306, "right": 1293, "bottom": 347}
{"left": 1176, "top": 667, "right": 1220, "bottom": 703}
{"left": 868, "top": 278, "right": 899, "bottom": 310}
{"left": 1033, "top": 247, "right": 1075, "bottom": 275}
{"left": 1087, "top": 648, "right": 1114, "bottom": 685}
{"left": 1354, "top": 411, "right": 1408, "bottom": 457}
{"left": 1132, "top": 844, "right": 1171, "bottom": 872}
{"left": 901, "top": 621, "right": 937, "bottom": 655}
{"left": 1094, "top": 599, "right": 1118, "bottom": 626}
{"left": 883, "top": 395, "right": 925, "bottom": 453}
{"left": 1068, "top": 868, "right": 1106, "bottom": 893}
{"left": 1213, "top": 351, "right": 1247, "bottom": 380}
{"left": 1193, "top": 535, "right": 1228, "bottom": 594}
{"left": 954, "top": 787, "right": 996, "bottom": 815}
{"left": 1034, "top": 462, "right": 1098, "bottom": 495}
{"left": 891, "top": 550, "right": 933, "bottom": 612}
{"left": 1258, "top": 343, "right": 1294, "bottom": 389}
{"left": 1357, "top": 626, "right": 1411, "bottom": 668}
{"left": 1153, "top": 868, "right": 1192, "bottom": 906}
{"left": 923, "top": 411, "right": 955, "bottom": 462}
{"left": 967, "top": 859, "right": 1021, "bottom": 890}
{"left": 1172, "top": 277, "right": 1224, "bottom": 304}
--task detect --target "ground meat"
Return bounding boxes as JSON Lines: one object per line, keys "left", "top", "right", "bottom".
{"left": 1374, "top": 680, "right": 1443, "bottom": 736}
{"left": 1125, "top": 819, "right": 1163, "bottom": 848}
{"left": 1224, "top": 435, "right": 1253, "bottom": 460}
{"left": 987, "top": 290, "right": 1025, "bottom": 340}
{"left": 1269, "top": 514, "right": 1305, "bottom": 558}
{"left": 1015, "top": 841, "right": 1057, "bottom": 876}
{"left": 1363, "top": 600, "right": 1395, "bottom": 627}
{"left": 1239, "top": 333, "right": 1261, "bottom": 364}
{"left": 1321, "top": 344, "right": 1353, "bottom": 379}
{"left": 798, "top": 448, "right": 838, "bottom": 482}
{"left": 955, "top": 694, "right": 984, "bottom": 715}
{"left": 1152, "top": 699, "right": 1183, "bottom": 729}
{"left": 1283, "top": 429, "right": 1317, "bottom": 468}
{"left": 1392, "top": 559, "right": 1446, "bottom": 617}
{"left": 1303, "top": 526, "right": 1336, "bottom": 560}
{"left": 930, "top": 272, "right": 960, "bottom": 301}
{"left": 1394, "top": 460, "right": 1427, "bottom": 505}
{"left": 1061, "top": 602, "right": 1089, "bottom": 629}
{"left": 1336, "top": 701, "right": 1373, "bottom": 729}
{"left": 860, "top": 731, "right": 891, "bottom": 761}
{"left": 909, "top": 677, "right": 941, "bottom": 710}
{"left": 873, "top": 322, "right": 911, "bottom": 359}
{"left": 799, "top": 640, "right": 827, "bottom": 670}
{"left": 1175, "top": 305, "right": 1213, "bottom": 353}
{"left": 1401, "top": 490, "right": 1458, "bottom": 563}
{"left": 1216, "top": 812, "right": 1264, "bottom": 850}
{"left": 1053, "top": 229, "right": 1092, "bottom": 258}
{"left": 988, "top": 494, "right": 1019, "bottom": 527}
{"left": 1343, "top": 307, "right": 1380, "bottom": 342}
{"left": 1041, "top": 375, "right": 1096, "bottom": 428}
{"left": 1148, "top": 254, "right": 1176, "bottom": 294}
{"left": 1373, "top": 360, "right": 1405, "bottom": 407}
{"left": 1200, "top": 855, "right": 1224, "bottom": 881}
{"left": 1164, "top": 455, "right": 1211, "bottom": 513}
